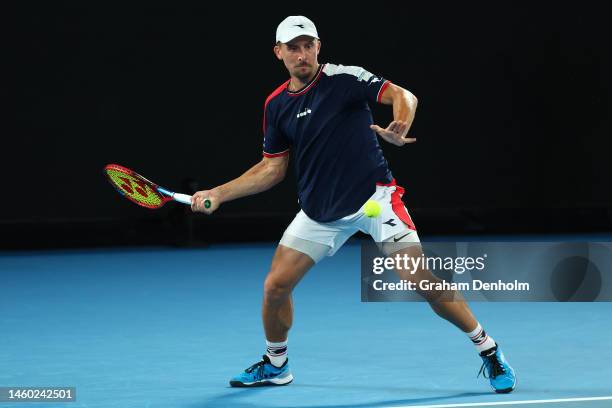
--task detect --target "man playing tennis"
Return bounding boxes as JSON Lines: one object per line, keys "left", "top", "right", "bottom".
{"left": 191, "top": 16, "right": 516, "bottom": 393}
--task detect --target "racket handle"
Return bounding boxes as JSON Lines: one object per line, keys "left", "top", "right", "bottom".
{"left": 173, "top": 193, "right": 192, "bottom": 205}
{"left": 173, "top": 194, "right": 211, "bottom": 209}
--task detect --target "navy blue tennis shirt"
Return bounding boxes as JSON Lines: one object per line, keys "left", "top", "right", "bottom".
{"left": 263, "top": 63, "right": 394, "bottom": 222}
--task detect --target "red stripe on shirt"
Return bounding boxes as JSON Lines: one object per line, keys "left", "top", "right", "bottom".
{"left": 263, "top": 150, "right": 290, "bottom": 158}
{"left": 286, "top": 64, "right": 325, "bottom": 97}
{"left": 263, "top": 79, "right": 291, "bottom": 133}
{"left": 377, "top": 80, "right": 391, "bottom": 103}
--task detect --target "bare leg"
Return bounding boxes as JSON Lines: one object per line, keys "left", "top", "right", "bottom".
{"left": 263, "top": 244, "right": 314, "bottom": 341}
{"left": 391, "top": 244, "right": 478, "bottom": 332}
{"left": 387, "top": 243, "right": 515, "bottom": 392}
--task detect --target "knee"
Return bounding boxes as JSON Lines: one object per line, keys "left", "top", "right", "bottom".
{"left": 420, "top": 289, "right": 443, "bottom": 304}
{"left": 264, "top": 274, "right": 292, "bottom": 304}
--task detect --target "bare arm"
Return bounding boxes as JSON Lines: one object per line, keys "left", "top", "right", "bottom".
{"left": 191, "top": 155, "right": 289, "bottom": 214}
{"left": 370, "top": 83, "right": 418, "bottom": 146}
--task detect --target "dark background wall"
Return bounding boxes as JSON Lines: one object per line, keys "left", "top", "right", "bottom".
{"left": 6, "top": 3, "right": 612, "bottom": 248}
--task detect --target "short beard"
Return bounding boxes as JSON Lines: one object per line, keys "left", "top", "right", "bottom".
{"left": 293, "top": 65, "right": 312, "bottom": 82}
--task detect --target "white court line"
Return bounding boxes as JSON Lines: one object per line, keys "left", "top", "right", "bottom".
{"left": 387, "top": 395, "right": 612, "bottom": 408}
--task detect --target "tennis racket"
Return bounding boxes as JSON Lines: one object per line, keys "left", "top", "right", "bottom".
{"left": 104, "top": 164, "right": 210, "bottom": 210}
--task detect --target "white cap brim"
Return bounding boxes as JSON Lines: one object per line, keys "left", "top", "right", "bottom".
{"left": 277, "top": 30, "right": 319, "bottom": 44}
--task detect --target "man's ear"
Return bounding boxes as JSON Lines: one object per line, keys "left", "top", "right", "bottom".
{"left": 316, "top": 40, "right": 322, "bottom": 56}
{"left": 273, "top": 44, "right": 283, "bottom": 60}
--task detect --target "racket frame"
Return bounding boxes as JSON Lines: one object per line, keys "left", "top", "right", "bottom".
{"left": 104, "top": 163, "right": 192, "bottom": 209}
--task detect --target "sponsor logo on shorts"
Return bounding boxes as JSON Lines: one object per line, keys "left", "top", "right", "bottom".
{"left": 393, "top": 232, "right": 412, "bottom": 242}
{"left": 383, "top": 218, "right": 397, "bottom": 227}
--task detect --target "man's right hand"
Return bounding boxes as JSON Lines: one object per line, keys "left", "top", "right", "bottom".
{"left": 191, "top": 188, "right": 221, "bottom": 215}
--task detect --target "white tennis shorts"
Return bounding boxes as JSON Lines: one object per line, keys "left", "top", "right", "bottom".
{"left": 280, "top": 180, "right": 420, "bottom": 263}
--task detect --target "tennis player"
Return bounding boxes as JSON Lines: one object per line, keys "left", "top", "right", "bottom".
{"left": 192, "top": 15, "right": 516, "bottom": 393}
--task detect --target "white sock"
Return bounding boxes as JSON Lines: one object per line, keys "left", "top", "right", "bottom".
{"left": 266, "top": 339, "right": 288, "bottom": 367}
{"left": 466, "top": 323, "right": 496, "bottom": 354}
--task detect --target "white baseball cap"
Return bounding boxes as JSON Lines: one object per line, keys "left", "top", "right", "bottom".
{"left": 276, "top": 16, "right": 319, "bottom": 43}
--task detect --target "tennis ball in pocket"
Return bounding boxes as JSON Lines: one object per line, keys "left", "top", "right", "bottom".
{"left": 363, "top": 200, "right": 382, "bottom": 218}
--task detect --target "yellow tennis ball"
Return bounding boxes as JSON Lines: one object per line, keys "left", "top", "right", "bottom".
{"left": 363, "top": 200, "right": 382, "bottom": 218}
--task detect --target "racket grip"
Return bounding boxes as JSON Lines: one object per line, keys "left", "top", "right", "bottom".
{"left": 173, "top": 194, "right": 211, "bottom": 209}
{"left": 173, "top": 193, "right": 193, "bottom": 205}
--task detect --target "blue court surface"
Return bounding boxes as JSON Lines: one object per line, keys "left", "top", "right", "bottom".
{"left": 1, "top": 239, "right": 612, "bottom": 408}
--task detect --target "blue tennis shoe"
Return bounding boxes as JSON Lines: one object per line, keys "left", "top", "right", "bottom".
{"left": 478, "top": 344, "right": 516, "bottom": 393}
{"left": 229, "top": 355, "right": 293, "bottom": 387}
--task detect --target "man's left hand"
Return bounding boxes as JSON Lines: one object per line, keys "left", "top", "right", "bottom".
{"left": 370, "top": 121, "right": 417, "bottom": 146}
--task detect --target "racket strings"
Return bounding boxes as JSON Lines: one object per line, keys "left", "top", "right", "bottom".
{"left": 105, "top": 168, "right": 164, "bottom": 207}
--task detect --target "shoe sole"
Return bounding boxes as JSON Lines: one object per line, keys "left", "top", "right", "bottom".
{"left": 229, "top": 373, "right": 294, "bottom": 388}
